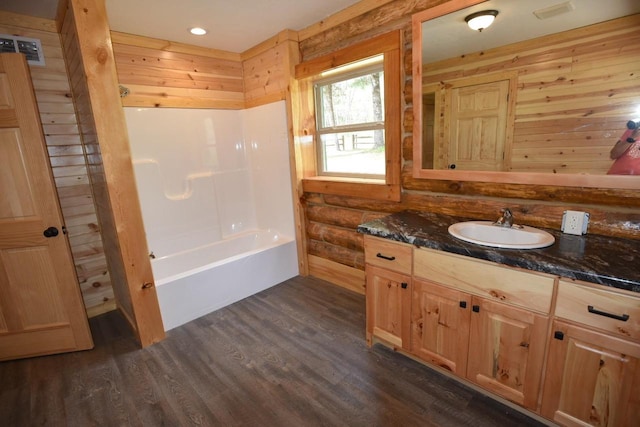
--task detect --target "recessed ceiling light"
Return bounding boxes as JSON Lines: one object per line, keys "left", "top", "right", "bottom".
{"left": 189, "top": 27, "right": 207, "bottom": 36}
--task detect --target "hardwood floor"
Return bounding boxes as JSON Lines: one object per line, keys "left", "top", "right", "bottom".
{"left": 0, "top": 276, "right": 549, "bottom": 426}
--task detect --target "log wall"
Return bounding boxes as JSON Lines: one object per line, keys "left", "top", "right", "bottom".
{"left": 0, "top": 13, "right": 114, "bottom": 317}
{"left": 296, "top": 0, "right": 640, "bottom": 293}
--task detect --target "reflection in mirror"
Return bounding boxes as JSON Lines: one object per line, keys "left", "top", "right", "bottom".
{"left": 412, "top": 0, "right": 640, "bottom": 188}
{"left": 422, "top": 89, "right": 436, "bottom": 169}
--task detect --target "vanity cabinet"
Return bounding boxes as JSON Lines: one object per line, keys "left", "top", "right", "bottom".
{"left": 540, "top": 280, "right": 640, "bottom": 427}
{"left": 410, "top": 278, "right": 548, "bottom": 410}
{"left": 413, "top": 248, "right": 553, "bottom": 410}
{"left": 364, "top": 236, "right": 412, "bottom": 349}
{"left": 363, "top": 237, "right": 640, "bottom": 425}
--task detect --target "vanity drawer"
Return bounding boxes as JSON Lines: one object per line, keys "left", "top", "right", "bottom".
{"left": 364, "top": 235, "right": 412, "bottom": 275}
{"left": 413, "top": 247, "right": 555, "bottom": 314}
{"left": 555, "top": 280, "right": 640, "bottom": 341}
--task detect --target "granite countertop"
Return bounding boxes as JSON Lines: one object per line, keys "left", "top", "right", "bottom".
{"left": 357, "top": 210, "right": 640, "bottom": 294}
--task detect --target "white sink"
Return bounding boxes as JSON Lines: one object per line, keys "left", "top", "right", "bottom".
{"left": 448, "top": 221, "right": 555, "bottom": 249}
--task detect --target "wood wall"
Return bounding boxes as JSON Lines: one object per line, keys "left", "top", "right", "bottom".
{"left": 111, "top": 32, "right": 244, "bottom": 109}
{"left": 422, "top": 14, "right": 640, "bottom": 174}
{"left": 0, "top": 12, "right": 114, "bottom": 317}
{"left": 110, "top": 29, "right": 299, "bottom": 110}
{"left": 296, "top": 0, "right": 640, "bottom": 294}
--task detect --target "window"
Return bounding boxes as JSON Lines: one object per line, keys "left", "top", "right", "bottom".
{"left": 294, "top": 31, "right": 401, "bottom": 201}
{"left": 314, "top": 56, "right": 385, "bottom": 178}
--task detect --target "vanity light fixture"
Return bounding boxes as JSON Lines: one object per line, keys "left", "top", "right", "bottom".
{"left": 465, "top": 10, "right": 498, "bottom": 32}
{"left": 189, "top": 27, "right": 208, "bottom": 36}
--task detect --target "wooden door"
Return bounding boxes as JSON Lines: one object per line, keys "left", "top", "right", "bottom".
{"left": 466, "top": 297, "right": 548, "bottom": 410}
{"left": 0, "top": 53, "right": 93, "bottom": 361}
{"left": 410, "top": 279, "right": 471, "bottom": 375}
{"left": 541, "top": 321, "right": 640, "bottom": 427}
{"left": 366, "top": 265, "right": 411, "bottom": 349}
{"left": 447, "top": 79, "right": 509, "bottom": 171}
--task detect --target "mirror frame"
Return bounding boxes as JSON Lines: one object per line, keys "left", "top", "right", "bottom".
{"left": 411, "top": 0, "right": 640, "bottom": 189}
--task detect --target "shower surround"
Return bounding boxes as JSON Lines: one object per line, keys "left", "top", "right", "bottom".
{"left": 125, "top": 101, "right": 298, "bottom": 330}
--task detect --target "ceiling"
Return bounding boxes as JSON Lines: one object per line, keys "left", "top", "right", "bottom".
{"left": 0, "top": 0, "right": 362, "bottom": 53}
{"left": 423, "top": 0, "right": 640, "bottom": 63}
{"left": 5, "top": 0, "right": 638, "bottom": 56}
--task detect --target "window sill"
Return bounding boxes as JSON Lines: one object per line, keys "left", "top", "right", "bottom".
{"left": 302, "top": 177, "right": 401, "bottom": 202}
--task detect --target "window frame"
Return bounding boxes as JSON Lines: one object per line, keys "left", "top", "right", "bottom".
{"left": 314, "top": 58, "right": 386, "bottom": 178}
{"left": 293, "top": 31, "right": 402, "bottom": 202}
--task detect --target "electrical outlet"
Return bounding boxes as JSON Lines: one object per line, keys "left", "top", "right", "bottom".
{"left": 561, "top": 210, "right": 589, "bottom": 235}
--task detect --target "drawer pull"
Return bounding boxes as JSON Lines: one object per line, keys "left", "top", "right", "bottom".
{"left": 587, "top": 305, "right": 629, "bottom": 322}
{"left": 376, "top": 253, "right": 396, "bottom": 261}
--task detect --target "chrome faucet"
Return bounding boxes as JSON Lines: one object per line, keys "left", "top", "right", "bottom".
{"left": 495, "top": 208, "right": 513, "bottom": 228}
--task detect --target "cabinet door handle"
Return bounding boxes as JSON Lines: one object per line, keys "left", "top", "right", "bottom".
{"left": 554, "top": 331, "right": 564, "bottom": 340}
{"left": 459, "top": 301, "right": 467, "bottom": 309}
{"left": 472, "top": 305, "right": 480, "bottom": 313}
{"left": 401, "top": 282, "right": 408, "bottom": 289}
{"left": 376, "top": 253, "right": 395, "bottom": 261}
{"left": 587, "top": 305, "right": 629, "bottom": 322}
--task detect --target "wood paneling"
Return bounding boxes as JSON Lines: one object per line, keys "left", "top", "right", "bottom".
{"left": 0, "top": 12, "right": 113, "bottom": 317}
{"left": 111, "top": 33, "right": 244, "bottom": 109}
{"left": 0, "top": 10, "right": 57, "bottom": 33}
{"left": 111, "top": 29, "right": 300, "bottom": 110}
{"left": 243, "top": 34, "right": 293, "bottom": 108}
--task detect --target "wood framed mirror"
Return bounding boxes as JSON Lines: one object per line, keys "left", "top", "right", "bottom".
{"left": 412, "top": 0, "right": 640, "bottom": 189}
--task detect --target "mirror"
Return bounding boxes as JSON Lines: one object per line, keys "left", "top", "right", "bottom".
{"left": 412, "top": 0, "right": 640, "bottom": 188}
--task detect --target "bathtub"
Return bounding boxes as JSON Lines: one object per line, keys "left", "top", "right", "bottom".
{"left": 125, "top": 102, "right": 298, "bottom": 331}
{"left": 154, "top": 229, "right": 298, "bottom": 330}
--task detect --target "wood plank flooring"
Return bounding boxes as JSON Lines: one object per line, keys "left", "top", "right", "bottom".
{"left": 0, "top": 276, "right": 549, "bottom": 426}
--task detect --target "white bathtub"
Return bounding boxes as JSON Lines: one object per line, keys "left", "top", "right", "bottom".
{"left": 125, "top": 102, "right": 298, "bottom": 331}
{"left": 154, "top": 230, "right": 298, "bottom": 330}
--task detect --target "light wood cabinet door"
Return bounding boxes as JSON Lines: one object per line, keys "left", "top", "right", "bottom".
{"left": 466, "top": 297, "right": 549, "bottom": 410}
{"left": 541, "top": 321, "right": 640, "bottom": 427}
{"left": 411, "top": 278, "right": 471, "bottom": 375}
{"left": 366, "top": 265, "right": 411, "bottom": 349}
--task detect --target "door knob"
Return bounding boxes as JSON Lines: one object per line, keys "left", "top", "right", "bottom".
{"left": 43, "top": 227, "right": 59, "bottom": 238}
